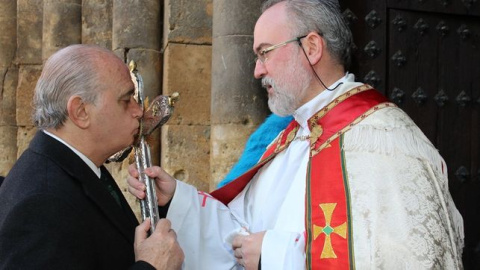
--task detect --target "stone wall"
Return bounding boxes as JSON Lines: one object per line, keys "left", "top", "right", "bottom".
{"left": 211, "top": 0, "right": 267, "bottom": 190}
{"left": 0, "top": 0, "right": 267, "bottom": 218}
{"left": 161, "top": 0, "right": 213, "bottom": 193}
{"left": 0, "top": 1, "right": 19, "bottom": 179}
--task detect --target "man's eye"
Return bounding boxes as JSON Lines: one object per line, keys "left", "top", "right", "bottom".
{"left": 126, "top": 95, "right": 136, "bottom": 103}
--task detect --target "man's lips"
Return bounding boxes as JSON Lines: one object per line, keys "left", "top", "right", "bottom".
{"left": 266, "top": 85, "right": 274, "bottom": 95}
{"left": 133, "top": 123, "right": 140, "bottom": 133}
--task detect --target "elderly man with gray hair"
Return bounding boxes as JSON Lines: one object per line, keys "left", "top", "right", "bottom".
{"left": 0, "top": 44, "right": 184, "bottom": 270}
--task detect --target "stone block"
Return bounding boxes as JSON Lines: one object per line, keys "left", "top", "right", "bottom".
{"left": 17, "top": 126, "right": 37, "bottom": 158}
{"left": 164, "top": 0, "right": 212, "bottom": 46}
{"left": 211, "top": 35, "right": 269, "bottom": 125}
{"left": 42, "top": 0, "right": 82, "bottom": 60}
{"left": 0, "top": 67, "right": 18, "bottom": 126}
{"left": 126, "top": 49, "right": 162, "bottom": 99}
{"left": 16, "top": 65, "right": 42, "bottom": 126}
{"left": 213, "top": 0, "right": 262, "bottom": 36}
{"left": 0, "top": 0, "right": 17, "bottom": 67}
{"left": 82, "top": 0, "right": 113, "bottom": 49}
{"left": 0, "top": 126, "right": 18, "bottom": 176}
{"left": 112, "top": 0, "right": 161, "bottom": 50}
{"left": 111, "top": 48, "right": 126, "bottom": 63}
{"left": 17, "top": 0, "right": 43, "bottom": 64}
{"left": 161, "top": 125, "right": 210, "bottom": 192}
{"left": 163, "top": 43, "right": 211, "bottom": 126}
{"left": 210, "top": 123, "right": 258, "bottom": 188}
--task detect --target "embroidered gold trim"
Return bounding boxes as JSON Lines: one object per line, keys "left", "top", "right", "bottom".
{"left": 309, "top": 84, "right": 372, "bottom": 122}
{"left": 311, "top": 102, "right": 395, "bottom": 156}
{"left": 267, "top": 84, "right": 396, "bottom": 158}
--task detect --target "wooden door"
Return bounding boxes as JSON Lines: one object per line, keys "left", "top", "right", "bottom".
{"left": 340, "top": 1, "right": 480, "bottom": 268}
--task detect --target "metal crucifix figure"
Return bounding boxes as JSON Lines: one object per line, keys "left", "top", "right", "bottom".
{"left": 108, "top": 60, "right": 179, "bottom": 235}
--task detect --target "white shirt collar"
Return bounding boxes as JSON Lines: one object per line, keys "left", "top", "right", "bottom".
{"left": 293, "top": 73, "right": 356, "bottom": 131}
{"left": 42, "top": 130, "right": 101, "bottom": 178}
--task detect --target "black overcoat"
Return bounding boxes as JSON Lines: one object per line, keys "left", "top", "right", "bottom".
{"left": 0, "top": 131, "right": 152, "bottom": 270}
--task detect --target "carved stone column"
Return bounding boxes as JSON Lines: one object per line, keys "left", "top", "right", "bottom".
{"left": 82, "top": 0, "right": 113, "bottom": 49}
{"left": 210, "top": 0, "right": 268, "bottom": 189}
{"left": 42, "top": 0, "right": 82, "bottom": 60}
{"left": 161, "top": 0, "right": 213, "bottom": 192}
{"left": 0, "top": 1, "right": 18, "bottom": 176}
{"left": 111, "top": 0, "right": 162, "bottom": 216}
{"left": 112, "top": 0, "right": 162, "bottom": 166}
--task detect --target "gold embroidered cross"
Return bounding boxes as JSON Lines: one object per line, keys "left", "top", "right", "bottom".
{"left": 313, "top": 203, "right": 347, "bottom": 259}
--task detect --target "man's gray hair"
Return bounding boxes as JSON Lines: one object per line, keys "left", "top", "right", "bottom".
{"left": 261, "top": 0, "right": 353, "bottom": 68}
{"left": 33, "top": 44, "right": 116, "bottom": 129}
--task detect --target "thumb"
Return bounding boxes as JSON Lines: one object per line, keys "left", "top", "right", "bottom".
{"left": 135, "top": 218, "right": 151, "bottom": 244}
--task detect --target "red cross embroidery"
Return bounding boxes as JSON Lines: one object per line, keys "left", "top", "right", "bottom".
{"left": 198, "top": 191, "right": 213, "bottom": 207}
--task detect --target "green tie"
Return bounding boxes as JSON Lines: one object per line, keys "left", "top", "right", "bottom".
{"left": 100, "top": 168, "right": 123, "bottom": 209}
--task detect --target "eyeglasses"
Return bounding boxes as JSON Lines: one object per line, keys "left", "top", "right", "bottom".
{"left": 255, "top": 35, "right": 307, "bottom": 64}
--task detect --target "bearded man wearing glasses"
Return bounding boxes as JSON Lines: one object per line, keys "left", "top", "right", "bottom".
{"left": 127, "top": 1, "right": 464, "bottom": 269}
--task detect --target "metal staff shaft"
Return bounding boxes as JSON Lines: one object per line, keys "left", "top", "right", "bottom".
{"left": 129, "top": 60, "right": 178, "bottom": 235}
{"left": 135, "top": 136, "right": 160, "bottom": 233}
{"left": 129, "top": 60, "right": 159, "bottom": 235}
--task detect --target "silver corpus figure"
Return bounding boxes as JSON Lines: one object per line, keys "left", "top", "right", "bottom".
{"left": 129, "top": 60, "right": 179, "bottom": 234}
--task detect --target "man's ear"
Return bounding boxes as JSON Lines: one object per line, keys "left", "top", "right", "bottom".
{"left": 302, "top": 32, "right": 324, "bottom": 66}
{"left": 67, "top": 95, "right": 90, "bottom": 129}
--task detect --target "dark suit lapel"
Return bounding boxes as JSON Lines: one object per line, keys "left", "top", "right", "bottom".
{"left": 99, "top": 166, "right": 140, "bottom": 226}
{"left": 80, "top": 169, "right": 138, "bottom": 244}
{"left": 29, "top": 131, "right": 138, "bottom": 244}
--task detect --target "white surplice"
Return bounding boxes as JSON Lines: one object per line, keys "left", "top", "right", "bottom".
{"left": 167, "top": 74, "right": 464, "bottom": 269}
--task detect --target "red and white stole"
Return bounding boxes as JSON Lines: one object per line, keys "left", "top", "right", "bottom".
{"left": 211, "top": 84, "right": 395, "bottom": 269}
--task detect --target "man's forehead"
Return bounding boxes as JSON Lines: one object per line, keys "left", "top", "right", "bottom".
{"left": 253, "top": 3, "right": 289, "bottom": 50}
{"left": 103, "top": 62, "right": 134, "bottom": 97}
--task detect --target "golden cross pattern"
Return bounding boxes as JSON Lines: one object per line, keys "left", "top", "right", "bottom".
{"left": 313, "top": 203, "right": 347, "bottom": 259}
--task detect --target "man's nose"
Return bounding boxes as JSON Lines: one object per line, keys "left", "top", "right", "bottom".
{"left": 253, "top": 59, "right": 267, "bottom": 79}
{"left": 132, "top": 98, "right": 143, "bottom": 119}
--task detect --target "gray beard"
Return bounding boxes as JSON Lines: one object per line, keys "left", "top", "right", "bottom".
{"left": 265, "top": 78, "right": 298, "bottom": 116}
{"left": 262, "top": 68, "right": 312, "bottom": 116}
